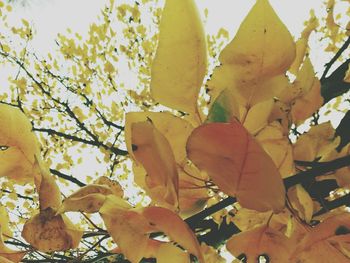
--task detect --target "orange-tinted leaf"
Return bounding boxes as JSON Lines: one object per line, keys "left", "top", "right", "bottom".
{"left": 226, "top": 225, "right": 292, "bottom": 263}
{"left": 187, "top": 121, "right": 285, "bottom": 212}
{"left": 131, "top": 121, "right": 179, "bottom": 209}
{"left": 294, "top": 213, "right": 350, "bottom": 256}
{"left": 150, "top": 0, "right": 207, "bottom": 113}
{"left": 22, "top": 208, "right": 82, "bottom": 252}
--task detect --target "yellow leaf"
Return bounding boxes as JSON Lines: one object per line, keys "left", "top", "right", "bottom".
{"left": 243, "top": 99, "right": 274, "bottom": 134}
{"left": 156, "top": 243, "right": 189, "bottom": 263}
{"left": 0, "top": 206, "right": 12, "bottom": 239}
{"left": 289, "top": 10, "right": 318, "bottom": 74}
{"left": 344, "top": 62, "right": 350, "bottom": 83}
{"left": 256, "top": 122, "right": 295, "bottom": 178}
{"left": 231, "top": 208, "right": 271, "bottom": 231}
{"left": 99, "top": 195, "right": 152, "bottom": 263}
{"left": 186, "top": 121, "right": 285, "bottom": 212}
{"left": 150, "top": 0, "right": 207, "bottom": 114}
{"left": 0, "top": 104, "right": 40, "bottom": 183}
{"left": 226, "top": 225, "right": 292, "bottom": 262}
{"left": 200, "top": 243, "right": 226, "bottom": 263}
{"left": 57, "top": 184, "right": 113, "bottom": 214}
{"left": 0, "top": 226, "right": 26, "bottom": 263}
{"left": 22, "top": 208, "right": 83, "bottom": 252}
{"left": 178, "top": 163, "right": 208, "bottom": 217}
{"left": 207, "top": 0, "right": 295, "bottom": 106}
{"left": 293, "top": 122, "right": 339, "bottom": 161}
{"left": 219, "top": 0, "right": 295, "bottom": 78}
{"left": 131, "top": 121, "right": 179, "bottom": 209}
{"left": 35, "top": 158, "right": 62, "bottom": 211}
{"left": 142, "top": 206, "right": 204, "bottom": 263}
{"left": 287, "top": 185, "right": 314, "bottom": 223}
{"left": 125, "top": 112, "right": 193, "bottom": 163}
{"left": 287, "top": 58, "right": 324, "bottom": 123}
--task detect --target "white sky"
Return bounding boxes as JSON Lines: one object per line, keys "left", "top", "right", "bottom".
{"left": 8, "top": 0, "right": 322, "bottom": 51}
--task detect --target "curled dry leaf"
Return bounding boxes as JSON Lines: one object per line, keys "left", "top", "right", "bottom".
{"left": 187, "top": 121, "right": 285, "bottom": 212}
{"left": 57, "top": 184, "right": 112, "bottom": 214}
{"left": 22, "top": 208, "right": 83, "bottom": 252}
{"left": 57, "top": 176, "right": 124, "bottom": 214}
{"left": 150, "top": 0, "right": 207, "bottom": 114}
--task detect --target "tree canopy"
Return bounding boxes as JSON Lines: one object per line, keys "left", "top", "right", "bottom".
{"left": 1, "top": 0, "right": 350, "bottom": 262}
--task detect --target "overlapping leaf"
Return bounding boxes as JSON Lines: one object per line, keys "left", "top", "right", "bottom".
{"left": 131, "top": 121, "right": 179, "bottom": 209}
{"left": 226, "top": 225, "right": 292, "bottom": 263}
{"left": 0, "top": 214, "right": 26, "bottom": 263}
{"left": 207, "top": 0, "right": 295, "bottom": 106}
{"left": 187, "top": 121, "right": 285, "bottom": 212}
{"left": 125, "top": 112, "right": 193, "bottom": 162}
{"left": 57, "top": 176, "right": 123, "bottom": 214}
{"left": 0, "top": 104, "right": 40, "bottom": 183}
{"left": 150, "top": 0, "right": 207, "bottom": 114}
{"left": 291, "top": 213, "right": 350, "bottom": 262}
{"left": 99, "top": 195, "right": 203, "bottom": 263}
{"left": 256, "top": 122, "right": 295, "bottom": 177}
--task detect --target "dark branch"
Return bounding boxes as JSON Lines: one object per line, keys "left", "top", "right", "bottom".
{"left": 313, "top": 193, "right": 350, "bottom": 217}
{"left": 50, "top": 169, "right": 86, "bottom": 187}
{"left": 321, "top": 36, "right": 350, "bottom": 80}
{"left": 33, "top": 127, "right": 128, "bottom": 156}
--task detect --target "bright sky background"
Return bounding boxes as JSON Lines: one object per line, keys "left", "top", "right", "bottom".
{"left": 4, "top": 0, "right": 334, "bottom": 84}
{"left": 8, "top": 0, "right": 322, "bottom": 50}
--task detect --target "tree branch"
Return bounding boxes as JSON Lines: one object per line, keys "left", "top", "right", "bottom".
{"left": 50, "top": 168, "right": 86, "bottom": 187}
{"left": 321, "top": 36, "right": 350, "bottom": 80}
{"left": 33, "top": 127, "right": 128, "bottom": 156}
